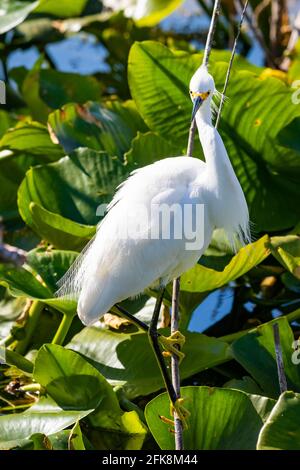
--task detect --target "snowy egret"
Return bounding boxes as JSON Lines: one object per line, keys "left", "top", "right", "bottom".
{"left": 57, "top": 65, "right": 250, "bottom": 426}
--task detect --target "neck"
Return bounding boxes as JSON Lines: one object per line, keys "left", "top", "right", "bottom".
{"left": 195, "top": 103, "right": 250, "bottom": 248}
{"left": 195, "top": 104, "right": 233, "bottom": 178}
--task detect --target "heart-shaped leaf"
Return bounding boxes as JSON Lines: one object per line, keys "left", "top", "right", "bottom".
{"left": 145, "top": 386, "right": 263, "bottom": 450}
{"left": 257, "top": 391, "right": 300, "bottom": 450}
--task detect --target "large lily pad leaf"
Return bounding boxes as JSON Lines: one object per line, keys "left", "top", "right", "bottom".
{"left": 231, "top": 316, "right": 300, "bottom": 398}
{"left": 257, "top": 391, "right": 300, "bottom": 450}
{"left": 18, "top": 148, "right": 129, "bottom": 233}
{"left": 181, "top": 235, "right": 270, "bottom": 293}
{"left": 34, "top": 344, "right": 119, "bottom": 410}
{"left": 145, "top": 386, "right": 263, "bottom": 450}
{"left": 0, "top": 396, "right": 92, "bottom": 450}
{"left": 33, "top": 344, "right": 147, "bottom": 448}
{"left": 128, "top": 41, "right": 300, "bottom": 231}
{"left": 67, "top": 324, "right": 231, "bottom": 399}
{"left": 48, "top": 102, "right": 136, "bottom": 157}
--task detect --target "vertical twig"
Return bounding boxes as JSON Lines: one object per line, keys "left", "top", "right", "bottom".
{"left": 281, "top": 10, "right": 300, "bottom": 71}
{"left": 187, "top": 0, "right": 222, "bottom": 157}
{"left": 202, "top": 0, "right": 222, "bottom": 67}
{"left": 171, "top": 277, "right": 182, "bottom": 450}
{"left": 215, "top": 0, "right": 249, "bottom": 129}
{"left": 273, "top": 322, "right": 288, "bottom": 394}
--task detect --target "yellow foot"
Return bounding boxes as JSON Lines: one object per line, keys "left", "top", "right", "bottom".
{"left": 159, "top": 331, "right": 185, "bottom": 363}
{"left": 160, "top": 398, "right": 190, "bottom": 431}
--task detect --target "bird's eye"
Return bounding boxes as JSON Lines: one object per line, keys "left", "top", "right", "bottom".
{"left": 207, "top": 91, "right": 210, "bottom": 95}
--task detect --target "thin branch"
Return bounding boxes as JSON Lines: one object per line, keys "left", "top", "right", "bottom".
{"left": 273, "top": 322, "right": 288, "bottom": 394}
{"left": 171, "top": 277, "right": 183, "bottom": 450}
{"left": 215, "top": 0, "right": 249, "bottom": 129}
{"left": 186, "top": 0, "right": 222, "bottom": 157}
{"left": 203, "top": 0, "right": 222, "bottom": 67}
{"left": 281, "top": 10, "right": 300, "bottom": 71}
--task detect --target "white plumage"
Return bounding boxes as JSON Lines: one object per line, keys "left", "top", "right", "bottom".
{"left": 57, "top": 66, "right": 250, "bottom": 326}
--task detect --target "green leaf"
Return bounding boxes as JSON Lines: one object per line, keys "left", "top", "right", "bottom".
{"left": 28, "top": 203, "right": 95, "bottom": 250}
{"left": 278, "top": 117, "right": 300, "bottom": 153}
{"left": 67, "top": 325, "right": 231, "bottom": 399}
{"left": 269, "top": 235, "right": 300, "bottom": 279}
{"left": 0, "top": 154, "right": 41, "bottom": 222}
{"left": 128, "top": 41, "right": 300, "bottom": 231}
{"left": 34, "top": 344, "right": 116, "bottom": 410}
{"left": 33, "top": 344, "right": 147, "bottom": 449}
{"left": 125, "top": 131, "right": 179, "bottom": 166}
{"left": 48, "top": 102, "right": 136, "bottom": 157}
{"left": 249, "top": 394, "right": 276, "bottom": 423}
{"left": 0, "top": 263, "right": 51, "bottom": 299}
{"left": 0, "top": 263, "right": 76, "bottom": 316}
{"left": 0, "top": 396, "right": 92, "bottom": 450}
{"left": 145, "top": 386, "right": 263, "bottom": 450}
{"left": 231, "top": 316, "right": 300, "bottom": 398}
{"left": 0, "top": 121, "right": 63, "bottom": 160}
{"left": 224, "top": 376, "right": 264, "bottom": 396}
{"left": 106, "top": 100, "right": 148, "bottom": 135}
{"left": 123, "top": 0, "right": 183, "bottom": 26}
{"left": 0, "top": 1, "right": 39, "bottom": 34}
{"left": 22, "top": 56, "right": 50, "bottom": 123}
{"left": 39, "top": 69, "right": 103, "bottom": 109}
{"left": 27, "top": 248, "right": 79, "bottom": 292}
{"left": 181, "top": 236, "right": 270, "bottom": 293}
{"left": 68, "top": 421, "right": 85, "bottom": 450}
{"left": 257, "top": 391, "right": 300, "bottom": 450}
{"left": 0, "top": 347, "right": 34, "bottom": 374}
{"left": 18, "top": 149, "right": 129, "bottom": 231}
{"left": 35, "top": 0, "right": 88, "bottom": 16}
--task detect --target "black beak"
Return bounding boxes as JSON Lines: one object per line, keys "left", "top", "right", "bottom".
{"left": 191, "top": 96, "right": 203, "bottom": 122}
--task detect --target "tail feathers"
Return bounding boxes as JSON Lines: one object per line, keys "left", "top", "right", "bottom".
{"left": 77, "top": 278, "right": 117, "bottom": 326}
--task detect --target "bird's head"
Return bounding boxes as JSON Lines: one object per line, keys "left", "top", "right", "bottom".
{"left": 189, "top": 65, "right": 215, "bottom": 121}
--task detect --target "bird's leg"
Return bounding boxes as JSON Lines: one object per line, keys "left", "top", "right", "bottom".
{"left": 112, "top": 304, "right": 149, "bottom": 332}
{"left": 148, "top": 288, "right": 177, "bottom": 403}
{"left": 148, "top": 289, "right": 189, "bottom": 430}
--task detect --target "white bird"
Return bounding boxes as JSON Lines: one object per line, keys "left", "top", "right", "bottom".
{"left": 57, "top": 65, "right": 250, "bottom": 425}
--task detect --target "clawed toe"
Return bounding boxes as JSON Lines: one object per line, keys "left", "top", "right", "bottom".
{"left": 159, "top": 330, "right": 185, "bottom": 363}
{"left": 160, "top": 398, "right": 190, "bottom": 431}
